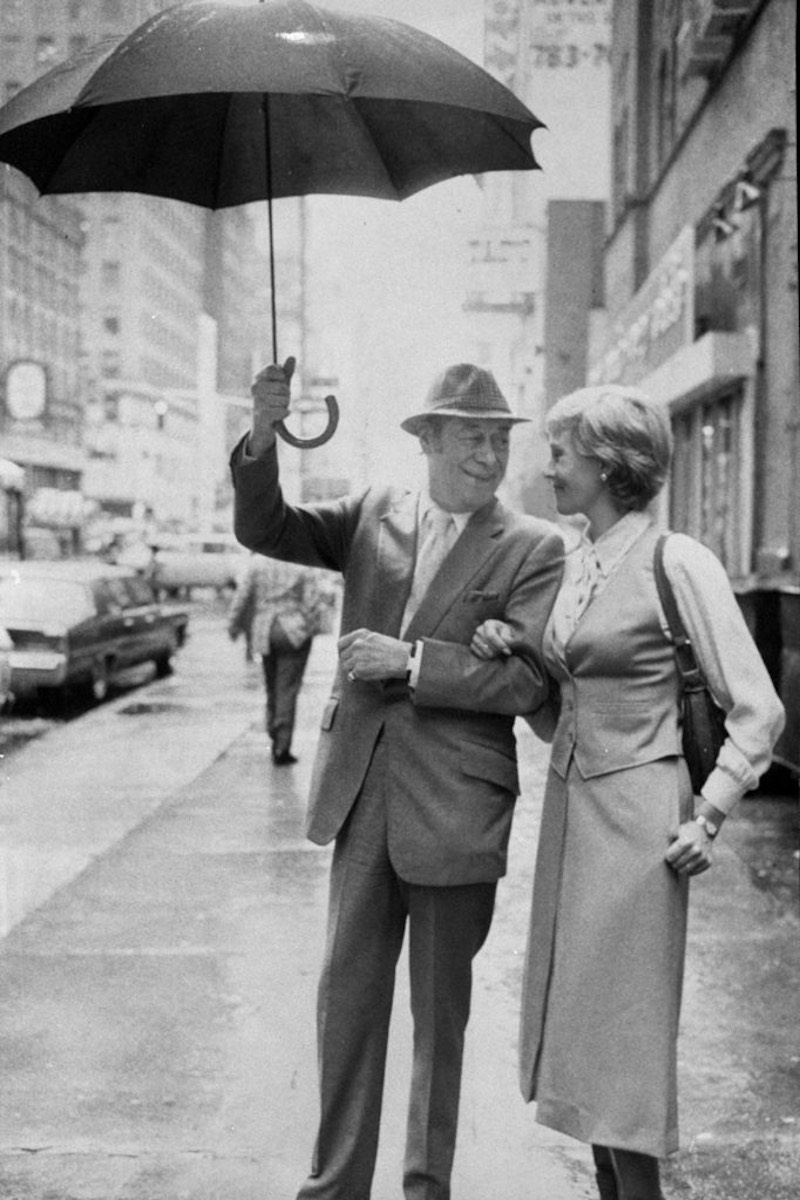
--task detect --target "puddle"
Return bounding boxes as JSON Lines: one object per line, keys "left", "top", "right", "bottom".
{"left": 117, "top": 701, "right": 192, "bottom": 716}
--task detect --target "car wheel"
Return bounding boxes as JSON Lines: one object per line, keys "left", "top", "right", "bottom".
{"left": 89, "top": 659, "right": 112, "bottom": 703}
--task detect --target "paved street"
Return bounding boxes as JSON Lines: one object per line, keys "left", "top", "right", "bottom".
{"left": 0, "top": 602, "right": 798, "bottom": 1199}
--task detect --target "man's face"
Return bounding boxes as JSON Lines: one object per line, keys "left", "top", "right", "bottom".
{"left": 422, "top": 417, "right": 511, "bottom": 512}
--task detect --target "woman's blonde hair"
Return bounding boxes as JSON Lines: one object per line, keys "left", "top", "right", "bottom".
{"left": 545, "top": 385, "right": 673, "bottom": 511}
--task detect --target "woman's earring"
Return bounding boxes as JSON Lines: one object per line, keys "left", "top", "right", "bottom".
{"left": 600, "top": 472, "right": 608, "bottom": 482}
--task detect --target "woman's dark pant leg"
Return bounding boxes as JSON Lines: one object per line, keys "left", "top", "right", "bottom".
{"left": 610, "top": 1149, "right": 665, "bottom": 1200}
{"left": 592, "top": 1145, "right": 618, "bottom": 1199}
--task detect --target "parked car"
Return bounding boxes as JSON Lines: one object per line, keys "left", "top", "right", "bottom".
{"left": 117, "top": 532, "right": 247, "bottom": 598}
{"left": 0, "top": 560, "right": 189, "bottom": 704}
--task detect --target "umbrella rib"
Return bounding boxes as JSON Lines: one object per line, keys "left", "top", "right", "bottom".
{"left": 214, "top": 90, "right": 237, "bottom": 210}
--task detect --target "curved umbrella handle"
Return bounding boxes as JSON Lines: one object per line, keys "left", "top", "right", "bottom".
{"left": 275, "top": 396, "right": 338, "bottom": 448}
{"left": 275, "top": 394, "right": 340, "bottom": 449}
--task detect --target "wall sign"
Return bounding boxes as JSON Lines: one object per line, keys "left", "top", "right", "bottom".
{"left": 589, "top": 226, "right": 695, "bottom": 386}
{"left": 4, "top": 360, "right": 48, "bottom": 422}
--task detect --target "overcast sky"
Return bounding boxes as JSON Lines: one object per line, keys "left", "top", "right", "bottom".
{"left": 275, "top": 0, "right": 499, "bottom": 472}
{"left": 251, "top": 0, "right": 610, "bottom": 484}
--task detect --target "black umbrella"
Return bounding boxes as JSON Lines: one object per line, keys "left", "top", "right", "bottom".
{"left": 0, "top": 0, "right": 543, "bottom": 447}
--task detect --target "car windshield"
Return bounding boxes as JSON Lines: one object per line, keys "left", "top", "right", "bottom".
{"left": 0, "top": 575, "right": 94, "bottom": 625}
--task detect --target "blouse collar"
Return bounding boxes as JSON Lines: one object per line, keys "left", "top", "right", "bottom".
{"left": 584, "top": 509, "right": 653, "bottom": 578}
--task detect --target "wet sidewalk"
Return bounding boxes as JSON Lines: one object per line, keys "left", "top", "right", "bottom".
{"left": 0, "top": 617, "right": 798, "bottom": 1198}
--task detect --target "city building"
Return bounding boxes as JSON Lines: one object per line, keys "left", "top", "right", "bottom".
{"left": 590, "top": 0, "right": 797, "bottom": 777}
{"left": 0, "top": 164, "right": 86, "bottom": 556}
{"left": 0, "top": 0, "right": 269, "bottom": 553}
{"left": 477, "top": 0, "right": 613, "bottom": 514}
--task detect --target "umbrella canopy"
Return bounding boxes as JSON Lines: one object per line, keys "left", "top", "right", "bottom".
{"left": 0, "top": 0, "right": 542, "bottom": 206}
{"left": 0, "top": 0, "right": 544, "bottom": 446}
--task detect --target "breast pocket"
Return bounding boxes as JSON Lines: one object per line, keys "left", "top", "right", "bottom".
{"left": 461, "top": 589, "right": 506, "bottom": 625}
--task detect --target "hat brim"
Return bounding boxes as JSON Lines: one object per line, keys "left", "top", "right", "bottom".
{"left": 401, "top": 408, "right": 530, "bottom": 435}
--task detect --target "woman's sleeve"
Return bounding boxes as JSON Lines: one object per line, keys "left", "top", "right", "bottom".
{"left": 662, "top": 534, "right": 785, "bottom": 813}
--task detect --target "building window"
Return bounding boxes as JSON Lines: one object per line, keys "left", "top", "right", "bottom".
{"left": 670, "top": 389, "right": 744, "bottom": 574}
{"left": 656, "top": 51, "right": 675, "bottom": 167}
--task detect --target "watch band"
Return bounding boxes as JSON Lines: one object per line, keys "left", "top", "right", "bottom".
{"left": 405, "top": 641, "right": 417, "bottom": 684}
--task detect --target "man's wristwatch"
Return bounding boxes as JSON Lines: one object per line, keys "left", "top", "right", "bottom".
{"left": 695, "top": 813, "right": 719, "bottom": 839}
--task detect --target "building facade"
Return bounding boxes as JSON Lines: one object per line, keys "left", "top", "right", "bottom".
{"left": 0, "top": 164, "right": 86, "bottom": 556}
{"left": 477, "top": 0, "right": 613, "bottom": 514}
{"left": 591, "top": 0, "right": 797, "bottom": 776}
{"left": 0, "top": 0, "right": 269, "bottom": 553}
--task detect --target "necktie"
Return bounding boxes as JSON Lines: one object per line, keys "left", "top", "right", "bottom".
{"left": 402, "top": 507, "right": 457, "bottom": 633}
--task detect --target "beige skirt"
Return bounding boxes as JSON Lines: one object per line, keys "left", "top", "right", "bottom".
{"left": 519, "top": 756, "right": 691, "bottom": 1157}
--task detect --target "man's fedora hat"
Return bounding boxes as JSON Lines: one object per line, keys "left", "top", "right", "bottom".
{"left": 400, "top": 363, "right": 529, "bottom": 435}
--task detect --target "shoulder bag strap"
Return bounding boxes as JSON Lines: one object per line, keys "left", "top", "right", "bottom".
{"left": 653, "top": 533, "right": 705, "bottom": 691}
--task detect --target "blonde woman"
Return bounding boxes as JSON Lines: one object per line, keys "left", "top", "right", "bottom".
{"left": 471, "top": 385, "right": 784, "bottom": 1200}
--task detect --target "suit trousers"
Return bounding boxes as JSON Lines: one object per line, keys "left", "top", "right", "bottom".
{"left": 297, "top": 734, "right": 497, "bottom": 1200}
{"left": 261, "top": 631, "right": 312, "bottom": 758}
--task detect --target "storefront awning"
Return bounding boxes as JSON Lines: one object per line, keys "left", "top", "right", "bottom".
{"left": 27, "top": 487, "right": 86, "bottom": 528}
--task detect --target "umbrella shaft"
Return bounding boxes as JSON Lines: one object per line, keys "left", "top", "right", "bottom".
{"left": 262, "top": 93, "right": 278, "bottom": 363}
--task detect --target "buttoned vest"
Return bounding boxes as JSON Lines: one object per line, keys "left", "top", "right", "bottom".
{"left": 550, "top": 524, "right": 681, "bottom": 780}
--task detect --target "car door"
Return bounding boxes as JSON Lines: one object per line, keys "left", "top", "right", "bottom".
{"left": 100, "top": 575, "right": 144, "bottom": 668}
{"left": 81, "top": 579, "right": 128, "bottom": 682}
{"left": 121, "top": 574, "right": 168, "bottom": 661}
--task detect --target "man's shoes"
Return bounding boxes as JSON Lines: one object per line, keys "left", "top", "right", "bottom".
{"left": 272, "top": 750, "right": 298, "bottom": 765}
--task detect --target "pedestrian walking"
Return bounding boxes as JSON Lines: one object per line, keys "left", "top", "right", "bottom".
{"left": 229, "top": 553, "right": 257, "bottom": 663}
{"left": 228, "top": 551, "right": 324, "bottom": 765}
{"left": 471, "top": 384, "right": 785, "bottom": 1200}
{"left": 230, "top": 356, "right": 564, "bottom": 1200}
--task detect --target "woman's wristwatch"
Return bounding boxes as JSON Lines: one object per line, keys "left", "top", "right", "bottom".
{"left": 694, "top": 813, "right": 720, "bottom": 839}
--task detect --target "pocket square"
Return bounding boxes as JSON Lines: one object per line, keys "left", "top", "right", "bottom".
{"left": 464, "top": 589, "right": 502, "bottom": 604}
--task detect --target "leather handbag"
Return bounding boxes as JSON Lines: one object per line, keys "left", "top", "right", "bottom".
{"left": 654, "top": 534, "right": 727, "bottom": 794}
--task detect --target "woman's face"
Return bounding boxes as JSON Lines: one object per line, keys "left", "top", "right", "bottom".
{"left": 544, "top": 429, "right": 606, "bottom": 518}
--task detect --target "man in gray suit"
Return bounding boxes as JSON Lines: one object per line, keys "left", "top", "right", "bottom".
{"left": 230, "top": 358, "right": 563, "bottom": 1200}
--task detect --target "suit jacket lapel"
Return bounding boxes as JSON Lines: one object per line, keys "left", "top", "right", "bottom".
{"left": 375, "top": 491, "right": 418, "bottom": 636}
{"left": 403, "top": 499, "right": 505, "bottom": 641}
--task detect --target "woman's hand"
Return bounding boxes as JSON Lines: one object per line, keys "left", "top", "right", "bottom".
{"left": 664, "top": 818, "right": 714, "bottom": 876}
{"left": 470, "top": 619, "right": 515, "bottom": 660}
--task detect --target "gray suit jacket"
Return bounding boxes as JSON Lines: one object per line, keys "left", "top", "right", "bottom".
{"left": 231, "top": 440, "right": 564, "bottom": 885}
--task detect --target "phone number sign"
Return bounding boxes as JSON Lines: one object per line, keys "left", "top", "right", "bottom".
{"left": 529, "top": 0, "right": 611, "bottom": 67}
